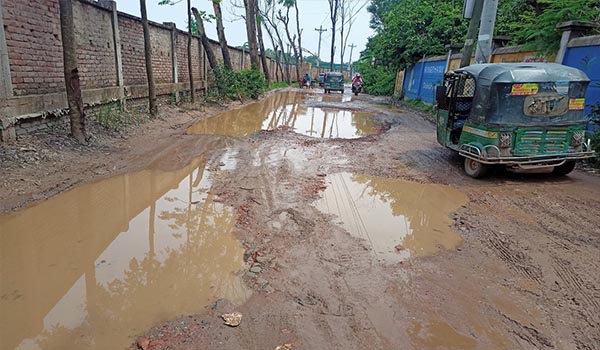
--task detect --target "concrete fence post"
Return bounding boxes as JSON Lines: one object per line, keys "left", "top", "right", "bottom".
{"left": 0, "top": 0, "right": 13, "bottom": 99}
{"left": 556, "top": 21, "right": 597, "bottom": 63}
{"left": 99, "top": 0, "right": 125, "bottom": 110}
{"left": 164, "top": 22, "right": 179, "bottom": 102}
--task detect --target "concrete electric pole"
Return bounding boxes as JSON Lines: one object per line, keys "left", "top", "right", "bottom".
{"left": 315, "top": 25, "right": 327, "bottom": 68}
{"left": 347, "top": 43, "right": 356, "bottom": 75}
{"left": 474, "top": 0, "right": 498, "bottom": 64}
{"left": 460, "top": 0, "right": 483, "bottom": 67}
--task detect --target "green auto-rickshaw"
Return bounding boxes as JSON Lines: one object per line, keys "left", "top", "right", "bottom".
{"left": 435, "top": 63, "right": 595, "bottom": 178}
{"left": 323, "top": 72, "right": 344, "bottom": 94}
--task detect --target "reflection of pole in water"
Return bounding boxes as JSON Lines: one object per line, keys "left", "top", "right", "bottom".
{"left": 329, "top": 111, "right": 337, "bottom": 138}
{"left": 186, "top": 174, "right": 192, "bottom": 245}
{"left": 321, "top": 111, "right": 328, "bottom": 138}
{"left": 149, "top": 202, "right": 155, "bottom": 259}
{"left": 307, "top": 107, "right": 317, "bottom": 136}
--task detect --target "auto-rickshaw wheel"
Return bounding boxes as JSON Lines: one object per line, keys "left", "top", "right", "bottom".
{"left": 552, "top": 160, "right": 576, "bottom": 176}
{"left": 464, "top": 158, "right": 489, "bottom": 178}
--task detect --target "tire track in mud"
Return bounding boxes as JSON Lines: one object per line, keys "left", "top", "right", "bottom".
{"left": 482, "top": 225, "right": 543, "bottom": 284}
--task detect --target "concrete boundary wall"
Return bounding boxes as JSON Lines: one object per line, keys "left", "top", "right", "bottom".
{"left": 0, "top": 0, "right": 287, "bottom": 142}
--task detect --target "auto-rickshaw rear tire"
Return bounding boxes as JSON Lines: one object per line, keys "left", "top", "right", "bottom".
{"left": 464, "top": 158, "right": 489, "bottom": 178}
{"left": 552, "top": 160, "right": 576, "bottom": 176}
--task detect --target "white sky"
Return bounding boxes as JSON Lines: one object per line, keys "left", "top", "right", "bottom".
{"left": 116, "top": 0, "right": 374, "bottom": 64}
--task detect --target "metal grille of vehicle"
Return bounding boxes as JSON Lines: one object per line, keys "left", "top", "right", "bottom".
{"left": 514, "top": 129, "right": 569, "bottom": 155}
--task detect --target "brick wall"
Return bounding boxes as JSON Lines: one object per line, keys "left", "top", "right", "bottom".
{"left": 0, "top": 0, "right": 283, "bottom": 142}
{"left": 118, "top": 15, "right": 146, "bottom": 86}
{"left": 73, "top": 1, "right": 116, "bottom": 89}
{"left": 3, "top": 0, "right": 64, "bottom": 96}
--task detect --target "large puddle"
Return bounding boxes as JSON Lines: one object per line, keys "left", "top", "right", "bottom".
{"left": 188, "top": 91, "right": 378, "bottom": 138}
{"left": 0, "top": 158, "right": 250, "bottom": 350}
{"left": 315, "top": 173, "right": 467, "bottom": 261}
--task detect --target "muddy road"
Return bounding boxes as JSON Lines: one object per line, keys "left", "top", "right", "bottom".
{"left": 1, "top": 90, "right": 599, "bottom": 350}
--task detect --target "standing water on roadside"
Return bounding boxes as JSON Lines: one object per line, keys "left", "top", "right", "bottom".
{"left": 187, "top": 91, "right": 378, "bottom": 139}
{"left": 316, "top": 173, "right": 467, "bottom": 262}
{"left": 0, "top": 158, "right": 250, "bottom": 350}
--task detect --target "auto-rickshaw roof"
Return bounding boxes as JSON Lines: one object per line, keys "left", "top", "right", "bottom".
{"left": 325, "top": 71, "right": 343, "bottom": 76}
{"left": 455, "top": 63, "right": 589, "bottom": 85}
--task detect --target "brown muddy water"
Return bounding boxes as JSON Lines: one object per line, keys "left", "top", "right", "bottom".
{"left": 408, "top": 319, "right": 477, "bottom": 350}
{"left": 0, "top": 157, "right": 250, "bottom": 350}
{"left": 188, "top": 91, "right": 377, "bottom": 139}
{"left": 315, "top": 173, "right": 467, "bottom": 262}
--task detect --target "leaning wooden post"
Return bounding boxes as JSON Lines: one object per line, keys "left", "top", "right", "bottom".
{"left": 187, "top": 0, "right": 195, "bottom": 103}
{"left": 58, "top": 0, "right": 86, "bottom": 143}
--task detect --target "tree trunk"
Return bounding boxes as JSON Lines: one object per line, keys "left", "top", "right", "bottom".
{"left": 254, "top": 0, "right": 270, "bottom": 84}
{"left": 339, "top": 1, "right": 345, "bottom": 73}
{"left": 140, "top": 0, "right": 157, "bottom": 116}
{"left": 187, "top": 0, "right": 195, "bottom": 103}
{"left": 293, "top": 0, "right": 303, "bottom": 66}
{"left": 58, "top": 0, "right": 86, "bottom": 143}
{"left": 328, "top": 0, "right": 339, "bottom": 71}
{"left": 243, "top": 0, "right": 260, "bottom": 69}
{"left": 59, "top": 0, "right": 87, "bottom": 141}
{"left": 192, "top": 7, "right": 218, "bottom": 69}
{"left": 212, "top": 0, "right": 233, "bottom": 70}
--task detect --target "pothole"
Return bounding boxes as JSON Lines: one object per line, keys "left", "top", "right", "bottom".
{"left": 315, "top": 172, "right": 468, "bottom": 262}
{"left": 187, "top": 91, "right": 379, "bottom": 139}
{"left": 0, "top": 157, "right": 250, "bottom": 350}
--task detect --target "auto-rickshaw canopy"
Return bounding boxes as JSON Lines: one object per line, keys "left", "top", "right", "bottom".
{"left": 452, "top": 63, "right": 590, "bottom": 126}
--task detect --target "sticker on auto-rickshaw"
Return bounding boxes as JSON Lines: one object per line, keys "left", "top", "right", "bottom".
{"left": 511, "top": 83, "right": 539, "bottom": 96}
{"left": 569, "top": 98, "right": 585, "bottom": 110}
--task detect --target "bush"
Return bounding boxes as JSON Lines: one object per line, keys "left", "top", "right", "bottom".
{"left": 355, "top": 61, "right": 396, "bottom": 96}
{"left": 207, "top": 64, "right": 266, "bottom": 101}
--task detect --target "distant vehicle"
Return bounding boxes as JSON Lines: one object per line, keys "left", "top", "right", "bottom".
{"left": 323, "top": 72, "right": 344, "bottom": 94}
{"left": 435, "top": 63, "right": 595, "bottom": 178}
{"left": 318, "top": 73, "right": 326, "bottom": 87}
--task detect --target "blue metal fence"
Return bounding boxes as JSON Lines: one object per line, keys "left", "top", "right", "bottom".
{"left": 563, "top": 44, "right": 600, "bottom": 132}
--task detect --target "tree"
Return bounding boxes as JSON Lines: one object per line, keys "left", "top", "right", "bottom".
{"left": 243, "top": 0, "right": 260, "bottom": 69}
{"left": 254, "top": 1, "right": 271, "bottom": 84}
{"left": 293, "top": 0, "right": 302, "bottom": 67}
{"left": 260, "top": 0, "right": 291, "bottom": 82}
{"left": 328, "top": 0, "right": 339, "bottom": 71}
{"left": 276, "top": 2, "right": 300, "bottom": 80}
{"left": 59, "top": 0, "right": 87, "bottom": 142}
{"left": 212, "top": 0, "right": 234, "bottom": 70}
{"left": 191, "top": 7, "right": 218, "bottom": 69}
{"left": 510, "top": 0, "right": 600, "bottom": 53}
{"left": 187, "top": 0, "right": 195, "bottom": 103}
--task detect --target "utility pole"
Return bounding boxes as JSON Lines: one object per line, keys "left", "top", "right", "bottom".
{"left": 460, "top": 0, "right": 483, "bottom": 67}
{"left": 347, "top": 43, "right": 356, "bottom": 76}
{"left": 315, "top": 25, "right": 327, "bottom": 69}
{"left": 474, "top": 0, "right": 498, "bottom": 64}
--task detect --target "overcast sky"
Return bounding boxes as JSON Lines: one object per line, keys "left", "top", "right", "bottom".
{"left": 116, "top": 0, "right": 373, "bottom": 64}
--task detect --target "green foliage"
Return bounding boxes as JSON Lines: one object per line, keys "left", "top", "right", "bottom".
{"left": 207, "top": 64, "right": 266, "bottom": 101}
{"left": 268, "top": 81, "right": 291, "bottom": 90}
{"left": 510, "top": 0, "right": 600, "bottom": 53}
{"left": 354, "top": 61, "right": 395, "bottom": 96}
{"left": 361, "top": 0, "right": 467, "bottom": 71}
{"left": 96, "top": 104, "right": 126, "bottom": 131}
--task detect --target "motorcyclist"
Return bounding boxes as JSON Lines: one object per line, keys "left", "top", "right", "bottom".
{"left": 304, "top": 73, "right": 312, "bottom": 87}
{"left": 352, "top": 73, "right": 363, "bottom": 85}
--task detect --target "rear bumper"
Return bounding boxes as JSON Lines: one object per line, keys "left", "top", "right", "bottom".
{"left": 459, "top": 140, "right": 596, "bottom": 167}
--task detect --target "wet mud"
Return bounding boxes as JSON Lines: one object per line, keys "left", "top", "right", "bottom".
{"left": 2, "top": 89, "right": 599, "bottom": 350}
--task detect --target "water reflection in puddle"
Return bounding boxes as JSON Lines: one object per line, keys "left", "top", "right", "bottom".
{"left": 408, "top": 319, "right": 476, "bottom": 350}
{"left": 0, "top": 158, "right": 250, "bottom": 350}
{"left": 315, "top": 173, "right": 467, "bottom": 261}
{"left": 188, "top": 91, "right": 377, "bottom": 139}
